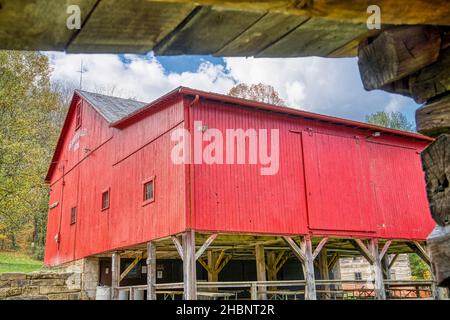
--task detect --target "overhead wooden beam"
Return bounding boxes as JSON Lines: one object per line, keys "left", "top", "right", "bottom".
{"left": 358, "top": 26, "right": 441, "bottom": 90}
{"left": 312, "top": 237, "right": 328, "bottom": 260}
{"left": 416, "top": 95, "right": 450, "bottom": 137}
{"left": 120, "top": 252, "right": 143, "bottom": 281}
{"left": 171, "top": 235, "right": 184, "bottom": 261}
{"left": 150, "top": 0, "right": 450, "bottom": 26}
{"left": 146, "top": 242, "right": 157, "bottom": 300}
{"left": 195, "top": 233, "right": 218, "bottom": 260}
{"left": 328, "top": 253, "right": 340, "bottom": 271}
{"left": 283, "top": 236, "right": 306, "bottom": 262}
{"left": 352, "top": 239, "right": 375, "bottom": 264}
{"left": 420, "top": 134, "right": 450, "bottom": 226}
{"left": 411, "top": 48, "right": 450, "bottom": 104}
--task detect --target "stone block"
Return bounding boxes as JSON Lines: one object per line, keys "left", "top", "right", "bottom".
{"left": 0, "top": 273, "right": 27, "bottom": 281}
{"left": 48, "top": 293, "right": 69, "bottom": 300}
{"left": 39, "top": 285, "right": 79, "bottom": 295}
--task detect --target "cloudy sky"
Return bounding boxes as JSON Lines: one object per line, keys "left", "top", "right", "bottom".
{"left": 46, "top": 52, "right": 420, "bottom": 125}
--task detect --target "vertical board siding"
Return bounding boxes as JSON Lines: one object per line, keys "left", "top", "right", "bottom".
{"left": 367, "top": 142, "right": 435, "bottom": 239}
{"left": 44, "top": 96, "right": 186, "bottom": 266}
{"left": 302, "top": 132, "right": 376, "bottom": 233}
{"left": 192, "top": 100, "right": 309, "bottom": 235}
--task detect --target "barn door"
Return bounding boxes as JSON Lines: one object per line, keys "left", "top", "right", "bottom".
{"left": 302, "top": 131, "right": 376, "bottom": 233}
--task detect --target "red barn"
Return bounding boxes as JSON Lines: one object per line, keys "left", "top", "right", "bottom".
{"left": 44, "top": 87, "right": 435, "bottom": 300}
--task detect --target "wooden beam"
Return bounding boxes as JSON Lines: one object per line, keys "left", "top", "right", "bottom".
{"left": 171, "top": 235, "right": 184, "bottom": 261}
{"left": 312, "top": 237, "right": 328, "bottom": 260}
{"left": 421, "top": 134, "right": 450, "bottom": 227}
{"left": 146, "top": 242, "right": 156, "bottom": 300}
{"left": 379, "top": 240, "right": 392, "bottom": 260}
{"left": 198, "top": 257, "right": 211, "bottom": 273}
{"left": 416, "top": 95, "right": 450, "bottom": 137}
{"left": 411, "top": 48, "right": 450, "bottom": 104}
{"left": 318, "top": 249, "right": 330, "bottom": 294}
{"left": 352, "top": 239, "right": 375, "bottom": 264}
{"left": 328, "top": 253, "right": 339, "bottom": 271}
{"left": 111, "top": 252, "right": 120, "bottom": 300}
{"left": 150, "top": 0, "right": 450, "bottom": 26}
{"left": 304, "top": 236, "right": 317, "bottom": 300}
{"left": 283, "top": 236, "right": 306, "bottom": 262}
{"left": 195, "top": 233, "right": 218, "bottom": 260}
{"left": 409, "top": 241, "right": 431, "bottom": 266}
{"left": 255, "top": 244, "right": 267, "bottom": 300}
{"left": 370, "top": 239, "right": 386, "bottom": 300}
{"left": 388, "top": 253, "right": 400, "bottom": 269}
{"left": 182, "top": 230, "right": 197, "bottom": 300}
{"left": 215, "top": 250, "right": 226, "bottom": 270}
{"left": 215, "top": 254, "right": 232, "bottom": 274}
{"left": 120, "top": 252, "right": 143, "bottom": 281}
{"left": 358, "top": 26, "right": 441, "bottom": 90}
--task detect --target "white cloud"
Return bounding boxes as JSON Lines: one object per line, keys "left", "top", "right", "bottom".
{"left": 46, "top": 52, "right": 420, "bottom": 123}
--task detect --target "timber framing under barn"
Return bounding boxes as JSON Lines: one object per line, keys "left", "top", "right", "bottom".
{"left": 44, "top": 87, "right": 443, "bottom": 300}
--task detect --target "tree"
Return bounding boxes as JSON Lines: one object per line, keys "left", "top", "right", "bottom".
{"left": 366, "top": 111, "right": 414, "bottom": 132}
{"left": 0, "top": 51, "right": 62, "bottom": 259}
{"left": 228, "top": 83, "right": 286, "bottom": 106}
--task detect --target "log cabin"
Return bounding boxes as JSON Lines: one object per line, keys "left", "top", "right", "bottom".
{"left": 44, "top": 87, "right": 437, "bottom": 300}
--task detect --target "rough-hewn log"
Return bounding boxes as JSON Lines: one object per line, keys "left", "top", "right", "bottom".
{"left": 428, "top": 225, "right": 450, "bottom": 287}
{"left": 358, "top": 26, "right": 441, "bottom": 90}
{"left": 146, "top": 242, "right": 157, "bottom": 300}
{"left": 182, "top": 230, "right": 197, "bottom": 300}
{"left": 111, "top": 252, "right": 120, "bottom": 300}
{"left": 416, "top": 94, "right": 450, "bottom": 136}
{"left": 421, "top": 134, "right": 450, "bottom": 226}
{"left": 410, "top": 48, "right": 450, "bottom": 104}
{"left": 255, "top": 244, "right": 267, "bottom": 300}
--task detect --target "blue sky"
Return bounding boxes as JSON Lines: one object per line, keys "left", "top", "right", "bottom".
{"left": 47, "top": 52, "right": 420, "bottom": 127}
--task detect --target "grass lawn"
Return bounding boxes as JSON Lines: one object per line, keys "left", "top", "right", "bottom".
{"left": 0, "top": 251, "right": 43, "bottom": 273}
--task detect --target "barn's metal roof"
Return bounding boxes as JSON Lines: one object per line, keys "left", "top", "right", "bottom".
{"left": 76, "top": 90, "right": 147, "bottom": 123}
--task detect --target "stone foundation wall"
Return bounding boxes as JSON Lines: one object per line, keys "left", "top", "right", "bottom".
{"left": 0, "top": 272, "right": 81, "bottom": 300}
{"left": 0, "top": 257, "right": 100, "bottom": 300}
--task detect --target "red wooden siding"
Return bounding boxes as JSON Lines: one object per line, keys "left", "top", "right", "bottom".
{"left": 44, "top": 88, "right": 434, "bottom": 266}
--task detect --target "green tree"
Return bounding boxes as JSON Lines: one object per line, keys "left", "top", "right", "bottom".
{"left": 366, "top": 111, "right": 414, "bottom": 132}
{"left": 0, "top": 51, "right": 62, "bottom": 259}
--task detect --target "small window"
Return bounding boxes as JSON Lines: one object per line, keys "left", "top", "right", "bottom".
{"left": 75, "top": 102, "right": 82, "bottom": 129}
{"left": 101, "top": 189, "right": 110, "bottom": 210}
{"left": 142, "top": 176, "right": 155, "bottom": 206}
{"left": 70, "top": 207, "right": 77, "bottom": 225}
{"left": 354, "top": 272, "right": 362, "bottom": 281}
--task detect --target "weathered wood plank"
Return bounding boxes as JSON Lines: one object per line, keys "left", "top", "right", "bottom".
{"left": 258, "top": 17, "right": 367, "bottom": 58}
{"left": 416, "top": 94, "right": 450, "bottom": 136}
{"left": 0, "top": 0, "right": 97, "bottom": 51}
{"left": 370, "top": 239, "right": 386, "bottom": 300}
{"left": 150, "top": 0, "right": 450, "bottom": 26}
{"left": 154, "top": 6, "right": 264, "bottom": 55}
{"left": 171, "top": 235, "right": 184, "bottom": 260}
{"left": 421, "top": 134, "right": 450, "bottom": 226}
{"left": 358, "top": 26, "right": 441, "bottom": 90}
{"left": 146, "top": 242, "right": 156, "bottom": 300}
{"left": 216, "top": 13, "right": 309, "bottom": 57}
{"left": 427, "top": 225, "right": 450, "bottom": 287}
{"left": 410, "top": 48, "right": 450, "bottom": 104}
{"left": 68, "top": 0, "right": 196, "bottom": 53}
{"left": 120, "top": 252, "right": 142, "bottom": 281}
{"left": 312, "top": 237, "right": 328, "bottom": 260}
{"left": 283, "top": 236, "right": 306, "bottom": 262}
{"left": 111, "top": 252, "right": 120, "bottom": 300}
{"left": 255, "top": 244, "right": 267, "bottom": 299}
{"left": 182, "top": 230, "right": 197, "bottom": 300}
{"left": 304, "top": 236, "right": 317, "bottom": 300}
{"left": 352, "top": 239, "right": 375, "bottom": 264}
{"left": 195, "top": 233, "right": 217, "bottom": 260}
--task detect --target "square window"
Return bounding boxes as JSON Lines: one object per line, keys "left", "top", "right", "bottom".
{"left": 70, "top": 207, "right": 77, "bottom": 225}
{"left": 142, "top": 177, "right": 155, "bottom": 206}
{"left": 354, "top": 272, "right": 362, "bottom": 281}
{"left": 101, "top": 189, "right": 110, "bottom": 210}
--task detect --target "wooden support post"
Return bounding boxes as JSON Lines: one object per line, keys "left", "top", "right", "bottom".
{"left": 182, "top": 230, "right": 197, "bottom": 300}
{"left": 318, "top": 248, "right": 330, "bottom": 296}
{"left": 370, "top": 239, "right": 386, "bottom": 300}
{"left": 255, "top": 243, "right": 267, "bottom": 300}
{"left": 111, "top": 252, "right": 120, "bottom": 300}
{"left": 304, "top": 236, "right": 317, "bottom": 300}
{"left": 146, "top": 241, "right": 156, "bottom": 300}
